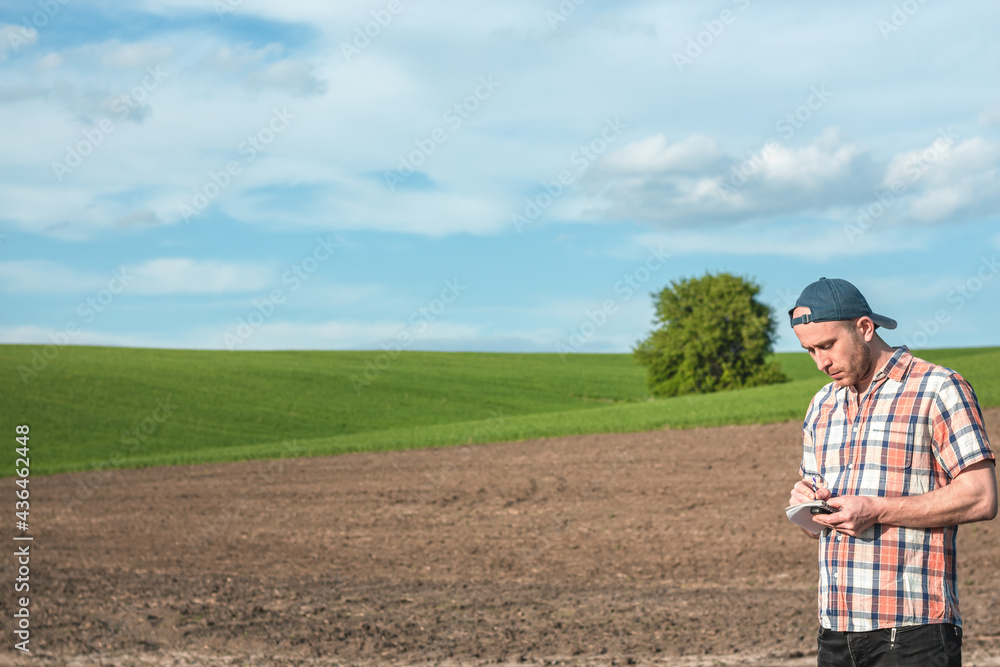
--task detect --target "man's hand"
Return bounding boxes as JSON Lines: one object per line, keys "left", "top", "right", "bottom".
{"left": 812, "top": 495, "right": 879, "bottom": 537}
{"left": 789, "top": 479, "right": 833, "bottom": 538}
{"left": 789, "top": 479, "right": 881, "bottom": 537}
{"left": 789, "top": 479, "right": 831, "bottom": 506}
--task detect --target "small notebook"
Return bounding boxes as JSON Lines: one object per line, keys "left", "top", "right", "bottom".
{"left": 784, "top": 500, "right": 833, "bottom": 534}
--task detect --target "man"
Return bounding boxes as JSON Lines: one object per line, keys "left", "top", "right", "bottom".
{"left": 787, "top": 277, "right": 997, "bottom": 667}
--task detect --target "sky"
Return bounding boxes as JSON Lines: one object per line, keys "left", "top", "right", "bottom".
{"left": 1, "top": 0, "right": 999, "bottom": 355}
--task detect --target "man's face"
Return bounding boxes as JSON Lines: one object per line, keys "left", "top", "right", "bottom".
{"left": 792, "top": 307, "right": 872, "bottom": 389}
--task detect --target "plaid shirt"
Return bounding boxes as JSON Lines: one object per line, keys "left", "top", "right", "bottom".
{"left": 800, "top": 346, "right": 994, "bottom": 632}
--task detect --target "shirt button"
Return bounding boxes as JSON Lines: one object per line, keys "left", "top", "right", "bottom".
{"left": 834, "top": 572, "right": 839, "bottom": 579}
{"left": 853, "top": 426, "right": 858, "bottom": 433}
{"left": 847, "top": 463, "right": 853, "bottom": 469}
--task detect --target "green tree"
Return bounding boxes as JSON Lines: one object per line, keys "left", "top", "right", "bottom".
{"left": 633, "top": 272, "right": 786, "bottom": 397}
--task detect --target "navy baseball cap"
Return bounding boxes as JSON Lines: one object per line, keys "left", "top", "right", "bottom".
{"left": 789, "top": 278, "right": 897, "bottom": 329}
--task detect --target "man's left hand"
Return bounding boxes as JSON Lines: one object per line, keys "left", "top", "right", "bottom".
{"left": 813, "top": 495, "right": 880, "bottom": 536}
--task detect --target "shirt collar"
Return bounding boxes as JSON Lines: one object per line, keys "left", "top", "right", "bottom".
{"left": 837, "top": 345, "right": 912, "bottom": 400}
{"left": 879, "top": 345, "right": 913, "bottom": 384}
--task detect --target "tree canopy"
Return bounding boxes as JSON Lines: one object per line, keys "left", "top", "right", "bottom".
{"left": 633, "top": 272, "right": 787, "bottom": 397}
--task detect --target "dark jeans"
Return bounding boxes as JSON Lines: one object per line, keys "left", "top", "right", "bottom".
{"left": 817, "top": 623, "right": 962, "bottom": 667}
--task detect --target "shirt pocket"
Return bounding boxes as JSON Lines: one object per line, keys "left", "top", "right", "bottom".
{"left": 814, "top": 421, "right": 848, "bottom": 480}
{"left": 863, "top": 418, "right": 914, "bottom": 470}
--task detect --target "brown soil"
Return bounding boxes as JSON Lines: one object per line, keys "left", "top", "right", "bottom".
{"left": 3, "top": 411, "right": 1000, "bottom": 666}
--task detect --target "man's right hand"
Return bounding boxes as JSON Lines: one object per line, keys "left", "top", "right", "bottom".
{"left": 789, "top": 479, "right": 832, "bottom": 506}
{"left": 789, "top": 479, "right": 833, "bottom": 539}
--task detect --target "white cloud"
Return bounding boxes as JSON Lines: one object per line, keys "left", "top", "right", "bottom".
{"left": 128, "top": 258, "right": 275, "bottom": 294}
{"left": 589, "top": 128, "right": 1000, "bottom": 231}
{"left": 244, "top": 59, "right": 327, "bottom": 97}
{"left": 0, "top": 325, "right": 165, "bottom": 348}
{"left": 758, "top": 129, "right": 867, "bottom": 188}
{"left": 0, "top": 320, "right": 632, "bottom": 353}
{"left": 884, "top": 136, "right": 1000, "bottom": 223}
{"left": 0, "top": 261, "right": 105, "bottom": 293}
{"left": 220, "top": 178, "right": 510, "bottom": 236}
{"left": 0, "top": 55, "right": 166, "bottom": 124}
{"left": 223, "top": 318, "right": 643, "bottom": 353}
{"left": 0, "top": 259, "right": 275, "bottom": 295}
{"left": 46, "top": 39, "right": 175, "bottom": 72}
{"left": 99, "top": 40, "right": 174, "bottom": 68}
{"left": 200, "top": 43, "right": 326, "bottom": 96}
{"left": 2, "top": 1, "right": 999, "bottom": 246}
{"left": 884, "top": 136, "right": 1000, "bottom": 188}
{"left": 907, "top": 186, "right": 970, "bottom": 223}
{"left": 35, "top": 52, "right": 63, "bottom": 70}
{"left": 589, "top": 127, "right": 875, "bottom": 225}
{"left": 0, "top": 183, "right": 166, "bottom": 240}
{"left": 631, "top": 222, "right": 930, "bottom": 260}
{"left": 604, "top": 134, "right": 724, "bottom": 173}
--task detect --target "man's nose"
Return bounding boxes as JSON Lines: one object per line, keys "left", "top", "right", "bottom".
{"left": 814, "top": 352, "right": 832, "bottom": 372}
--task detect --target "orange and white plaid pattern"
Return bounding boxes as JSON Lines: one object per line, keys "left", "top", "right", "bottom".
{"left": 799, "top": 347, "right": 994, "bottom": 632}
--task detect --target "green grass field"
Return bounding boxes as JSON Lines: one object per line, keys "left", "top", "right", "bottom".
{"left": 2, "top": 344, "right": 998, "bottom": 475}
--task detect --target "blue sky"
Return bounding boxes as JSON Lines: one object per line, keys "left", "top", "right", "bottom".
{"left": 1, "top": 0, "right": 998, "bottom": 354}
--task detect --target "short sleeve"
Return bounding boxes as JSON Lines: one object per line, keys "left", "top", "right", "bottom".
{"left": 931, "top": 372, "right": 995, "bottom": 477}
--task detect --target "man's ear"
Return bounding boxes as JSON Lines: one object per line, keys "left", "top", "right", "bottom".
{"left": 855, "top": 316, "right": 877, "bottom": 342}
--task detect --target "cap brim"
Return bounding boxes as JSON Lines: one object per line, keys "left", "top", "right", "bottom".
{"left": 870, "top": 314, "right": 897, "bottom": 330}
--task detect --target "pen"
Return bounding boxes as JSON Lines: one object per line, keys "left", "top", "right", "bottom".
{"left": 811, "top": 476, "right": 819, "bottom": 497}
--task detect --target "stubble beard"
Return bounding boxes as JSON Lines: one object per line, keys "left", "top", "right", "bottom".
{"left": 836, "top": 332, "right": 874, "bottom": 389}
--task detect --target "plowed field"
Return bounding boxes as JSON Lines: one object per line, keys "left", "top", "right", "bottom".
{"left": 4, "top": 411, "right": 999, "bottom": 666}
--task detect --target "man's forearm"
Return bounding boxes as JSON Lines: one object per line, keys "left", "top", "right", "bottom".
{"left": 874, "top": 460, "right": 997, "bottom": 528}
{"left": 817, "top": 460, "right": 997, "bottom": 537}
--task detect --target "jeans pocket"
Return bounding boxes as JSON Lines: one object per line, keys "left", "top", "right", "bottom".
{"left": 893, "top": 624, "right": 961, "bottom": 667}
{"left": 817, "top": 627, "right": 848, "bottom": 667}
